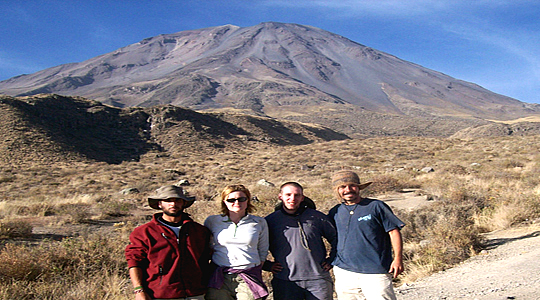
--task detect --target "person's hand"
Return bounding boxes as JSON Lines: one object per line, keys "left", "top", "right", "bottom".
{"left": 270, "top": 262, "right": 283, "bottom": 274}
{"left": 388, "top": 258, "right": 403, "bottom": 278}
{"left": 135, "top": 292, "right": 152, "bottom": 300}
{"left": 135, "top": 291, "right": 151, "bottom": 300}
{"left": 321, "top": 262, "right": 333, "bottom": 272}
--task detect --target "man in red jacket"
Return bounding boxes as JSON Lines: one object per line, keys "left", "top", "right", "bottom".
{"left": 125, "top": 185, "right": 212, "bottom": 300}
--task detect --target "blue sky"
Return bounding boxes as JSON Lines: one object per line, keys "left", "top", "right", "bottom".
{"left": 1, "top": 0, "right": 539, "bottom": 104}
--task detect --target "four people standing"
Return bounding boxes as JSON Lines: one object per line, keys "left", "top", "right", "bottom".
{"left": 126, "top": 172, "right": 405, "bottom": 300}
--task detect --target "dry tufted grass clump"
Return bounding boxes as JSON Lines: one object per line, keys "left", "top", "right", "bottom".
{"left": 0, "top": 219, "right": 33, "bottom": 239}
{"left": 1, "top": 135, "right": 540, "bottom": 298}
{"left": 0, "top": 231, "right": 132, "bottom": 299}
{"left": 397, "top": 200, "right": 484, "bottom": 282}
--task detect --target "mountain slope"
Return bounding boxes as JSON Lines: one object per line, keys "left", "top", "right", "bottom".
{"left": 0, "top": 94, "right": 348, "bottom": 164}
{"left": 1, "top": 22, "right": 539, "bottom": 136}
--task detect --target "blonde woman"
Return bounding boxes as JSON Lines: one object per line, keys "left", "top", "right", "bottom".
{"left": 204, "top": 184, "right": 269, "bottom": 300}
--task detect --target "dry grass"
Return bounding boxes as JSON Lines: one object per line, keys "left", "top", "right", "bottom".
{"left": 0, "top": 219, "right": 33, "bottom": 239}
{"left": 489, "top": 116, "right": 540, "bottom": 124}
{"left": 0, "top": 230, "right": 132, "bottom": 299}
{"left": 1, "top": 135, "right": 540, "bottom": 297}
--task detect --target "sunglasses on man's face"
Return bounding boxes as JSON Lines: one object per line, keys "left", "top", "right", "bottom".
{"left": 225, "top": 197, "right": 248, "bottom": 203}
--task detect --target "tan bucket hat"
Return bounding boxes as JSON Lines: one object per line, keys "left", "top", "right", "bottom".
{"left": 331, "top": 170, "right": 372, "bottom": 190}
{"left": 148, "top": 185, "right": 196, "bottom": 209}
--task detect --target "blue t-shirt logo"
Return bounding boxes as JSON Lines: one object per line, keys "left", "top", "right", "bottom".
{"left": 358, "top": 214, "right": 372, "bottom": 222}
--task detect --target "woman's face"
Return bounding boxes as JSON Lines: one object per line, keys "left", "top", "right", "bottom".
{"left": 224, "top": 191, "right": 248, "bottom": 215}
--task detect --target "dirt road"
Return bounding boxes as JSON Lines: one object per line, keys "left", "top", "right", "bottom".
{"left": 395, "top": 225, "right": 540, "bottom": 300}
{"left": 379, "top": 191, "right": 540, "bottom": 300}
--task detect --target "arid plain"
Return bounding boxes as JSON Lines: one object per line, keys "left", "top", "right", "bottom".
{"left": 1, "top": 128, "right": 539, "bottom": 298}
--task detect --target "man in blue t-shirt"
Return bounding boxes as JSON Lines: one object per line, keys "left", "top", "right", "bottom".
{"left": 328, "top": 170, "right": 405, "bottom": 300}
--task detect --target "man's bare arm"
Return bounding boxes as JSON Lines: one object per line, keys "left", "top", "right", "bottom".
{"left": 129, "top": 267, "right": 151, "bottom": 300}
{"left": 388, "top": 228, "right": 404, "bottom": 278}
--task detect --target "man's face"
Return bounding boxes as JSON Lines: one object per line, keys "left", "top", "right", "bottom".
{"left": 337, "top": 184, "right": 361, "bottom": 203}
{"left": 159, "top": 198, "right": 185, "bottom": 217}
{"left": 279, "top": 185, "right": 304, "bottom": 213}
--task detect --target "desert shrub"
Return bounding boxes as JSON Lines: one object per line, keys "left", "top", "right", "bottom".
{"left": 15, "top": 203, "right": 55, "bottom": 217}
{"left": 366, "top": 174, "right": 420, "bottom": 195}
{"left": 0, "top": 202, "right": 25, "bottom": 219}
{"left": 1, "top": 233, "right": 126, "bottom": 282}
{"left": 249, "top": 185, "right": 281, "bottom": 216}
{"left": 0, "top": 219, "right": 33, "bottom": 239}
{"left": 475, "top": 193, "right": 540, "bottom": 231}
{"left": 398, "top": 200, "right": 483, "bottom": 283}
{"left": 0, "top": 280, "right": 52, "bottom": 299}
{"left": 0, "top": 269, "right": 131, "bottom": 300}
{"left": 303, "top": 184, "right": 336, "bottom": 213}
{"left": 443, "top": 164, "right": 468, "bottom": 175}
{"left": 0, "top": 176, "right": 14, "bottom": 184}
{"left": 55, "top": 234, "right": 127, "bottom": 276}
{"left": 186, "top": 199, "right": 218, "bottom": 224}
{"left": 191, "top": 183, "right": 219, "bottom": 201}
{"left": 521, "top": 174, "right": 540, "bottom": 189}
{"left": 55, "top": 203, "right": 93, "bottom": 223}
{"left": 0, "top": 243, "right": 46, "bottom": 281}
{"left": 426, "top": 205, "right": 482, "bottom": 257}
{"left": 503, "top": 159, "right": 525, "bottom": 169}
{"left": 401, "top": 244, "right": 448, "bottom": 282}
{"left": 365, "top": 175, "right": 403, "bottom": 195}
{"left": 443, "top": 186, "right": 488, "bottom": 209}
{"left": 0, "top": 232, "right": 130, "bottom": 299}
{"left": 97, "top": 199, "right": 137, "bottom": 218}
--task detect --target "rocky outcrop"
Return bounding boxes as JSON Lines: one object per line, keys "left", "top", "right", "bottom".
{"left": 0, "top": 94, "right": 348, "bottom": 164}
{"left": 451, "top": 122, "right": 540, "bottom": 139}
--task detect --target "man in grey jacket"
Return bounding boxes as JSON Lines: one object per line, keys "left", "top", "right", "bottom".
{"left": 264, "top": 182, "right": 337, "bottom": 300}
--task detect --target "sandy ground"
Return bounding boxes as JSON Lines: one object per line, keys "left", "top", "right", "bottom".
{"left": 395, "top": 225, "right": 540, "bottom": 300}
{"left": 381, "top": 190, "right": 540, "bottom": 300}
{"left": 379, "top": 189, "right": 434, "bottom": 211}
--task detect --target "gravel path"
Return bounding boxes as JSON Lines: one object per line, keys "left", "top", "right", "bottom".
{"left": 395, "top": 225, "right": 540, "bottom": 300}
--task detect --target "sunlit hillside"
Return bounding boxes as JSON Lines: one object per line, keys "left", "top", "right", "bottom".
{"left": 1, "top": 134, "right": 539, "bottom": 299}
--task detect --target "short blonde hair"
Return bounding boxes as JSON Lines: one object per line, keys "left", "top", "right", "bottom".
{"left": 220, "top": 184, "right": 255, "bottom": 216}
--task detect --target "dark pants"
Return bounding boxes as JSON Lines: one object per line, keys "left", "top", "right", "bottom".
{"left": 271, "top": 277, "right": 334, "bottom": 300}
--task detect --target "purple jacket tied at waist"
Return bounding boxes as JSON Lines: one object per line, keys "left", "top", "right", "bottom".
{"left": 208, "top": 264, "right": 268, "bottom": 299}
